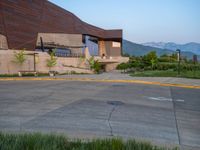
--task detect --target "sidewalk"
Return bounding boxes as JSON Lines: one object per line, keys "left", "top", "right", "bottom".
{"left": 58, "top": 72, "right": 200, "bottom": 87}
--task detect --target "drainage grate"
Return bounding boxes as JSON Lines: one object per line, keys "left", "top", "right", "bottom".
{"left": 107, "top": 101, "right": 124, "bottom": 106}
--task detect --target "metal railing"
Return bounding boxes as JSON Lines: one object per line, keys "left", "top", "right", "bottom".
{"left": 55, "top": 52, "right": 85, "bottom": 58}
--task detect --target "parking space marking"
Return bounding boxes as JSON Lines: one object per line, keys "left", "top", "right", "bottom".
{"left": 145, "top": 96, "right": 185, "bottom": 103}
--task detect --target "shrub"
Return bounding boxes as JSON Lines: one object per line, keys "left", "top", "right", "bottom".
{"left": 179, "top": 63, "right": 200, "bottom": 71}
{"left": 155, "top": 63, "right": 177, "bottom": 71}
{"left": 87, "top": 57, "right": 101, "bottom": 74}
{"left": 117, "top": 63, "right": 130, "bottom": 73}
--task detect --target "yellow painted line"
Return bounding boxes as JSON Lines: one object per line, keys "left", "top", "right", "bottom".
{"left": 0, "top": 77, "right": 200, "bottom": 89}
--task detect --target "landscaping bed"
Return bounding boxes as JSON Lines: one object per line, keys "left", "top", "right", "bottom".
{"left": 131, "top": 70, "right": 200, "bottom": 79}
{"left": 118, "top": 51, "right": 200, "bottom": 79}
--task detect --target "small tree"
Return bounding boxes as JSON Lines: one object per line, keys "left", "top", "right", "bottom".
{"left": 150, "top": 59, "right": 157, "bottom": 70}
{"left": 13, "top": 50, "right": 26, "bottom": 70}
{"left": 46, "top": 51, "right": 57, "bottom": 72}
{"left": 146, "top": 51, "right": 158, "bottom": 69}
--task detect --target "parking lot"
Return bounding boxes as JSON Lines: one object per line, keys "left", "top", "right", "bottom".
{"left": 0, "top": 81, "right": 200, "bottom": 149}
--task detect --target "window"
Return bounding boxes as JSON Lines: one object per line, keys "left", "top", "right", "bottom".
{"left": 112, "top": 42, "right": 121, "bottom": 48}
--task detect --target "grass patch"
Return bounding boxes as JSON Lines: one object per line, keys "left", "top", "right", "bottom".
{"left": 0, "top": 73, "right": 49, "bottom": 77}
{"left": 0, "top": 132, "right": 178, "bottom": 150}
{"left": 131, "top": 70, "right": 200, "bottom": 79}
{"left": 0, "top": 74, "right": 19, "bottom": 77}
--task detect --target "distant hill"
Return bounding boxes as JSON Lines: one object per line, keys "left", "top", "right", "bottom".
{"left": 123, "top": 40, "right": 199, "bottom": 60}
{"left": 142, "top": 42, "right": 200, "bottom": 55}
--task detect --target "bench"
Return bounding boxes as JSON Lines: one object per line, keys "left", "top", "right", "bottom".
{"left": 18, "top": 71, "right": 37, "bottom": 77}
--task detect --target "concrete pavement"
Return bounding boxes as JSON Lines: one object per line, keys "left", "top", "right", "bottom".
{"left": 0, "top": 80, "right": 200, "bottom": 149}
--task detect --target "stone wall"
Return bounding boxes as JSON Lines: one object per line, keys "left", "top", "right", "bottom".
{"left": 0, "top": 50, "right": 92, "bottom": 74}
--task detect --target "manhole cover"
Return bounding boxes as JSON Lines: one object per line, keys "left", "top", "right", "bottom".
{"left": 107, "top": 101, "right": 124, "bottom": 106}
{"left": 112, "top": 84, "right": 126, "bottom": 87}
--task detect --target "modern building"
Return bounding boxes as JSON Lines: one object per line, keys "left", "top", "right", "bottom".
{"left": 0, "top": 0, "right": 128, "bottom": 73}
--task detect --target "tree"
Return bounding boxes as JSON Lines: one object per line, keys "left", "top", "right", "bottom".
{"left": 146, "top": 51, "right": 158, "bottom": 69}
{"left": 46, "top": 50, "right": 57, "bottom": 72}
{"left": 13, "top": 50, "right": 26, "bottom": 70}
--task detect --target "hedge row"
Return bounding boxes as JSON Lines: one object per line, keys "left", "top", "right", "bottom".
{"left": 117, "top": 62, "right": 200, "bottom": 71}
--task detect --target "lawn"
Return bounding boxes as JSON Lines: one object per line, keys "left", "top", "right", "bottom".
{"left": 130, "top": 70, "right": 200, "bottom": 79}
{"left": 0, "top": 132, "right": 178, "bottom": 150}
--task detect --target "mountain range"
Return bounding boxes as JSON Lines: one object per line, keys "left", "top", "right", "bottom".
{"left": 142, "top": 42, "right": 200, "bottom": 55}
{"left": 123, "top": 40, "right": 200, "bottom": 60}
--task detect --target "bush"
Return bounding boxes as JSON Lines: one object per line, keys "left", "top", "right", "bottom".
{"left": 117, "top": 63, "right": 130, "bottom": 72}
{"left": 88, "top": 57, "right": 101, "bottom": 74}
{"left": 179, "top": 64, "right": 200, "bottom": 71}
{"left": 155, "top": 63, "right": 177, "bottom": 71}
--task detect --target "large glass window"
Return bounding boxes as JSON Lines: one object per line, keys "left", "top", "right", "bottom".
{"left": 84, "top": 35, "right": 99, "bottom": 56}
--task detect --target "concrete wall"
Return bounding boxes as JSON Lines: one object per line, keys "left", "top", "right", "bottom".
{"left": 95, "top": 56, "right": 129, "bottom": 72}
{"left": 0, "top": 49, "right": 128, "bottom": 74}
{"left": 0, "top": 50, "right": 92, "bottom": 74}
{"left": 37, "top": 33, "right": 83, "bottom": 54}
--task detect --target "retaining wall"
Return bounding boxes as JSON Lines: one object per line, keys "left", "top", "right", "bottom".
{"left": 0, "top": 50, "right": 92, "bottom": 74}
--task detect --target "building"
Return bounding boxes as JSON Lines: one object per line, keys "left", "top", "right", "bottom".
{"left": 0, "top": 0, "right": 128, "bottom": 74}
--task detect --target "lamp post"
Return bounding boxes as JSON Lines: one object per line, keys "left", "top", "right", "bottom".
{"left": 176, "top": 49, "right": 181, "bottom": 75}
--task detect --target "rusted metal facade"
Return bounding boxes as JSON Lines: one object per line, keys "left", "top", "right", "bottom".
{"left": 0, "top": 0, "right": 122, "bottom": 51}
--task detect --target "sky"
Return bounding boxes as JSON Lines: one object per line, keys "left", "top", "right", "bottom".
{"left": 49, "top": 0, "right": 200, "bottom": 44}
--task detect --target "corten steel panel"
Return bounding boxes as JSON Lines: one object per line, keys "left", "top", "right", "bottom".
{"left": 0, "top": 0, "right": 122, "bottom": 51}
{"left": 105, "top": 41, "right": 121, "bottom": 57}
{"left": 0, "top": 0, "right": 45, "bottom": 50}
{"left": 0, "top": 1, "right": 5, "bottom": 35}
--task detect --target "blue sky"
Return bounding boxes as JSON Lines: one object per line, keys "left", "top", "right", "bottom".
{"left": 49, "top": 0, "right": 200, "bottom": 44}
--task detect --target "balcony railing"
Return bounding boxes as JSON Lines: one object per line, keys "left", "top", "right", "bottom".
{"left": 55, "top": 52, "right": 85, "bottom": 58}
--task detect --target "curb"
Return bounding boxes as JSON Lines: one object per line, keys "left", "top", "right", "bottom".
{"left": 0, "top": 77, "right": 200, "bottom": 89}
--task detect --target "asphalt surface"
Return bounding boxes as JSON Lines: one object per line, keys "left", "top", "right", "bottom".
{"left": 0, "top": 81, "right": 200, "bottom": 149}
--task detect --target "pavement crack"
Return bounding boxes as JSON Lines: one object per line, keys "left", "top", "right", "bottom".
{"left": 170, "top": 87, "right": 181, "bottom": 146}
{"left": 107, "top": 106, "right": 116, "bottom": 137}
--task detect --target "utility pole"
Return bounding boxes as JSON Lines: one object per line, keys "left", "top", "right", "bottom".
{"left": 176, "top": 49, "right": 181, "bottom": 75}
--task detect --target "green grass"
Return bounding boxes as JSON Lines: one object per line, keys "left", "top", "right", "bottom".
{"left": 0, "top": 73, "right": 49, "bottom": 77}
{"left": 131, "top": 70, "right": 200, "bottom": 79}
{"left": 0, "top": 132, "right": 178, "bottom": 150}
{"left": 0, "top": 74, "right": 19, "bottom": 77}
